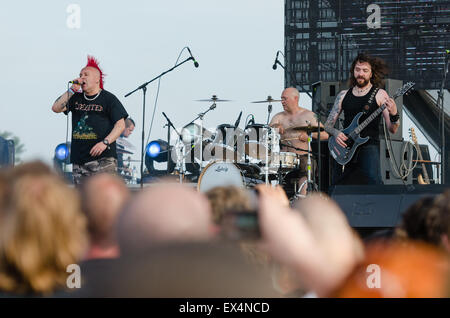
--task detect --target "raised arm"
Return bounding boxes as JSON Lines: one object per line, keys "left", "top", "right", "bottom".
{"left": 51, "top": 81, "right": 81, "bottom": 113}
{"left": 52, "top": 91, "right": 74, "bottom": 113}
{"left": 377, "top": 89, "right": 399, "bottom": 134}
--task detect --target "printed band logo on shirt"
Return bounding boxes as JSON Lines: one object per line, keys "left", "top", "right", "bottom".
{"left": 73, "top": 114, "right": 97, "bottom": 140}
{"left": 74, "top": 101, "right": 104, "bottom": 112}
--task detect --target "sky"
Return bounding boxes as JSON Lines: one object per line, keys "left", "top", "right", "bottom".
{"left": 0, "top": 0, "right": 443, "bottom": 180}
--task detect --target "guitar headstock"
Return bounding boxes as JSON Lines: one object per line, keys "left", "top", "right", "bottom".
{"left": 409, "top": 127, "right": 418, "bottom": 144}
{"left": 393, "top": 82, "right": 415, "bottom": 99}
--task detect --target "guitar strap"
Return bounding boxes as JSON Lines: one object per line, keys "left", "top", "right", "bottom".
{"left": 362, "top": 87, "right": 379, "bottom": 114}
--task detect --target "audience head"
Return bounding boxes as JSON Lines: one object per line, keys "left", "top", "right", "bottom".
{"left": 205, "top": 186, "right": 255, "bottom": 225}
{"left": 396, "top": 191, "right": 450, "bottom": 252}
{"left": 0, "top": 172, "right": 87, "bottom": 295}
{"left": 80, "top": 173, "right": 130, "bottom": 257}
{"left": 332, "top": 241, "right": 449, "bottom": 297}
{"left": 117, "top": 182, "right": 213, "bottom": 255}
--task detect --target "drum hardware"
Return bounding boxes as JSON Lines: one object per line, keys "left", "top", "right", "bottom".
{"left": 196, "top": 95, "right": 232, "bottom": 103}
{"left": 186, "top": 95, "right": 228, "bottom": 168}
{"left": 292, "top": 125, "right": 319, "bottom": 200}
{"left": 251, "top": 96, "right": 281, "bottom": 125}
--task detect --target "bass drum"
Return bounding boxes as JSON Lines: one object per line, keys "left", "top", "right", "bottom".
{"left": 197, "top": 161, "right": 263, "bottom": 192}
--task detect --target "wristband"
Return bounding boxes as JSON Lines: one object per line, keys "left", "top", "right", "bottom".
{"left": 389, "top": 113, "right": 400, "bottom": 123}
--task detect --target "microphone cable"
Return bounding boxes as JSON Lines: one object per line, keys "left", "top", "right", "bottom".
{"left": 145, "top": 47, "right": 190, "bottom": 147}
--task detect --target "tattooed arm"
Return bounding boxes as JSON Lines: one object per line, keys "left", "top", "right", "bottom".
{"left": 324, "top": 90, "right": 346, "bottom": 136}
{"left": 324, "top": 90, "right": 349, "bottom": 148}
{"left": 52, "top": 81, "right": 81, "bottom": 113}
{"left": 51, "top": 91, "right": 74, "bottom": 113}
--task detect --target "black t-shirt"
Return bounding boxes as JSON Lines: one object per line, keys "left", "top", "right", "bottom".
{"left": 65, "top": 90, "right": 128, "bottom": 164}
{"left": 342, "top": 86, "right": 381, "bottom": 142}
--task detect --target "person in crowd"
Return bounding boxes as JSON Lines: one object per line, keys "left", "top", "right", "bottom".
{"left": 0, "top": 172, "right": 87, "bottom": 296}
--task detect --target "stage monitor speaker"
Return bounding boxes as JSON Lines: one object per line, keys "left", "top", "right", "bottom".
{"left": 329, "top": 184, "right": 446, "bottom": 228}
{"left": 311, "top": 81, "right": 343, "bottom": 128}
{"left": 379, "top": 139, "right": 413, "bottom": 185}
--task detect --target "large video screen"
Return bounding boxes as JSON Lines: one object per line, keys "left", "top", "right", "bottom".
{"left": 285, "top": 0, "right": 450, "bottom": 91}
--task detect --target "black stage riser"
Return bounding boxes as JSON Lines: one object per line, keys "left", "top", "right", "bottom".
{"left": 329, "top": 184, "right": 448, "bottom": 228}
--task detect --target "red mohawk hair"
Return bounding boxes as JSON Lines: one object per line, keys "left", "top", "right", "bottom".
{"left": 85, "top": 55, "right": 105, "bottom": 89}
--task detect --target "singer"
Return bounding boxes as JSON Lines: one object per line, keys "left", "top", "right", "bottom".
{"left": 269, "top": 87, "right": 328, "bottom": 195}
{"left": 51, "top": 55, "right": 128, "bottom": 185}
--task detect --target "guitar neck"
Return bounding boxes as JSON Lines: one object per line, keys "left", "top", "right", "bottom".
{"left": 354, "top": 104, "right": 386, "bottom": 135}
{"left": 415, "top": 141, "right": 430, "bottom": 183}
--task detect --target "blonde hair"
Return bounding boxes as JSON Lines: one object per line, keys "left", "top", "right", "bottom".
{"left": 205, "top": 186, "right": 253, "bottom": 224}
{"left": 0, "top": 174, "right": 87, "bottom": 295}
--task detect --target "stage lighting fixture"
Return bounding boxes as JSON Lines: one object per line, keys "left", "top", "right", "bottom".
{"left": 54, "top": 143, "right": 71, "bottom": 163}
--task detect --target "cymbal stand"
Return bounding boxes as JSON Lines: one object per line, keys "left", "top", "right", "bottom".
{"left": 188, "top": 101, "right": 217, "bottom": 168}
{"left": 173, "top": 138, "right": 186, "bottom": 184}
{"left": 294, "top": 129, "right": 318, "bottom": 199}
{"left": 266, "top": 102, "right": 272, "bottom": 125}
{"left": 264, "top": 126, "right": 270, "bottom": 184}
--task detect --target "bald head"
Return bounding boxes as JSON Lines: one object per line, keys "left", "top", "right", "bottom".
{"left": 283, "top": 87, "right": 299, "bottom": 99}
{"left": 118, "top": 183, "right": 213, "bottom": 254}
{"left": 81, "top": 173, "right": 130, "bottom": 246}
{"left": 281, "top": 87, "right": 300, "bottom": 111}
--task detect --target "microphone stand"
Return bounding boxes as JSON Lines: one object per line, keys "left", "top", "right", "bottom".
{"left": 124, "top": 56, "right": 195, "bottom": 188}
{"left": 162, "top": 112, "right": 181, "bottom": 174}
{"left": 274, "top": 59, "right": 312, "bottom": 99}
{"left": 437, "top": 53, "right": 449, "bottom": 184}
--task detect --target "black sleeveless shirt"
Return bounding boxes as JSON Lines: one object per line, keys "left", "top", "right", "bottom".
{"left": 342, "top": 86, "right": 380, "bottom": 142}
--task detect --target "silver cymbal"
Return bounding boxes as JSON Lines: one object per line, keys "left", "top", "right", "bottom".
{"left": 251, "top": 95, "right": 281, "bottom": 103}
{"left": 285, "top": 126, "right": 325, "bottom": 133}
{"left": 196, "top": 95, "right": 231, "bottom": 102}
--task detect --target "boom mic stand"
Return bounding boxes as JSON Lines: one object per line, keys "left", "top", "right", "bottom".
{"left": 437, "top": 52, "right": 449, "bottom": 184}
{"left": 124, "top": 56, "right": 195, "bottom": 188}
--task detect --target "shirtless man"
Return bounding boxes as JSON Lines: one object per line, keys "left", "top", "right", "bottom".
{"left": 269, "top": 87, "right": 328, "bottom": 194}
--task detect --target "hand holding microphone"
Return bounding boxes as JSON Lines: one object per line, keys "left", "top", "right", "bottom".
{"left": 69, "top": 79, "right": 84, "bottom": 93}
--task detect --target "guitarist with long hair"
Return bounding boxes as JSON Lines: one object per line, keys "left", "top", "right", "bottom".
{"left": 324, "top": 53, "right": 400, "bottom": 185}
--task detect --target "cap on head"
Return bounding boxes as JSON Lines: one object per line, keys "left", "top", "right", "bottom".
{"left": 85, "top": 55, "right": 105, "bottom": 89}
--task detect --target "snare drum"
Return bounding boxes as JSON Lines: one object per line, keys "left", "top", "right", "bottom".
{"left": 197, "top": 161, "right": 263, "bottom": 192}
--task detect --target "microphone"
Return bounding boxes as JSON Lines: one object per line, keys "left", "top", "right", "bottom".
{"left": 187, "top": 47, "right": 199, "bottom": 68}
{"left": 272, "top": 51, "right": 280, "bottom": 70}
{"left": 234, "top": 111, "right": 243, "bottom": 129}
{"left": 248, "top": 115, "right": 255, "bottom": 126}
{"left": 68, "top": 80, "right": 84, "bottom": 85}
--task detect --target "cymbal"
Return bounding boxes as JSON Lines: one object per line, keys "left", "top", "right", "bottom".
{"left": 117, "top": 148, "right": 134, "bottom": 155}
{"left": 251, "top": 95, "right": 281, "bottom": 103}
{"left": 286, "top": 126, "right": 325, "bottom": 133}
{"left": 196, "top": 95, "right": 231, "bottom": 102}
{"left": 116, "top": 138, "right": 136, "bottom": 150}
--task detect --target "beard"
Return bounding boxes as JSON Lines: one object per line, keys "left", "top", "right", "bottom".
{"left": 355, "top": 77, "right": 370, "bottom": 88}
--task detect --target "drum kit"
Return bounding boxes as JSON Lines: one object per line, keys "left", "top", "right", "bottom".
{"left": 166, "top": 95, "right": 324, "bottom": 200}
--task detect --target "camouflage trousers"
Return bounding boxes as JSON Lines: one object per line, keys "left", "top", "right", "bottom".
{"left": 72, "top": 157, "right": 117, "bottom": 186}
